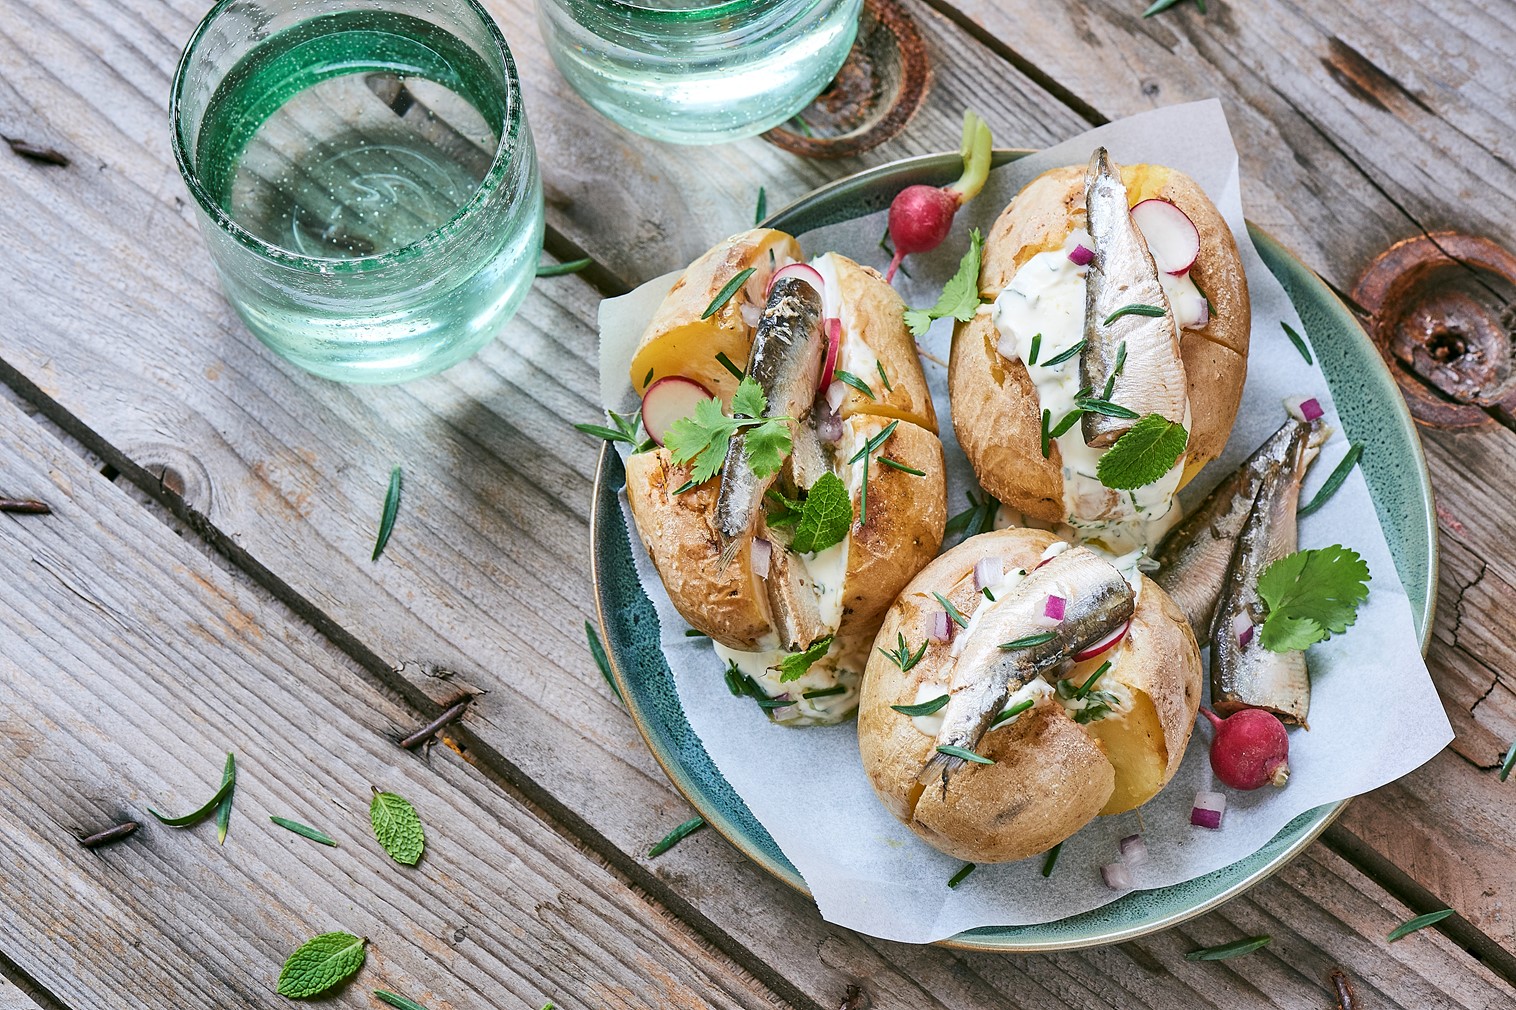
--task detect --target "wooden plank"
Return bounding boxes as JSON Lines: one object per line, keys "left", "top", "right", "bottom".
{"left": 0, "top": 975, "right": 49, "bottom": 1010}
{"left": 0, "top": 392, "right": 785, "bottom": 1010}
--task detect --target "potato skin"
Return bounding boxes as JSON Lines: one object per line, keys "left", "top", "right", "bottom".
{"left": 857, "top": 527, "right": 1202, "bottom": 862}
{"left": 824, "top": 254, "right": 937, "bottom": 434}
{"left": 950, "top": 164, "right": 1250, "bottom": 522}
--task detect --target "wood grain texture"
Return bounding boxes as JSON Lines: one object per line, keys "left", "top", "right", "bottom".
{"left": 0, "top": 393, "right": 785, "bottom": 1010}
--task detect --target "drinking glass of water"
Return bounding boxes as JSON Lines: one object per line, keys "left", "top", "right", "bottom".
{"left": 171, "top": 0, "right": 544, "bottom": 384}
{"left": 537, "top": 0, "right": 864, "bottom": 145}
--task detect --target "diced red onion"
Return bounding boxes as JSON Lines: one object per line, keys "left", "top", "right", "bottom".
{"left": 974, "top": 557, "right": 1003, "bottom": 592}
{"left": 1044, "top": 595, "right": 1066, "bottom": 621}
{"left": 1101, "top": 862, "right": 1133, "bottom": 891}
{"left": 1284, "top": 395, "right": 1325, "bottom": 423}
{"left": 1300, "top": 397, "right": 1324, "bottom": 421}
{"left": 751, "top": 537, "right": 771, "bottom": 580}
{"left": 1119, "top": 833, "right": 1149, "bottom": 866}
{"left": 930, "top": 611, "right": 954, "bottom": 644}
{"left": 825, "top": 379, "right": 846, "bottom": 414}
{"left": 1073, "top": 620, "right": 1129, "bottom": 661}
{"left": 1231, "top": 611, "right": 1253, "bottom": 648}
{"left": 766, "top": 261, "right": 826, "bottom": 298}
{"left": 817, "top": 407, "right": 843, "bottom": 445}
{"left": 1068, "top": 244, "right": 1094, "bottom": 266}
{"left": 739, "top": 302, "right": 762, "bottom": 328}
{"left": 1191, "top": 790, "right": 1226, "bottom": 829}
{"left": 1239, "top": 624, "right": 1254, "bottom": 648}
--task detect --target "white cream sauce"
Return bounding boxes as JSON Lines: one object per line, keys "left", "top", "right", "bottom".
{"left": 714, "top": 640, "right": 861, "bottom": 725}
{"left": 907, "top": 678, "right": 1054, "bottom": 738}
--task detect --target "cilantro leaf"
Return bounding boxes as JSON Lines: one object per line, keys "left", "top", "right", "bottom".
{"left": 370, "top": 789, "right": 425, "bottom": 865}
{"left": 731, "top": 375, "right": 767, "bottom": 419}
{"left": 904, "top": 229, "right": 984, "bottom": 337}
{"left": 1256, "top": 545, "right": 1370, "bottom": 652}
{"left": 1095, "top": 414, "right": 1189, "bottom": 490}
{"left": 789, "top": 473, "right": 853, "bottom": 554}
{"left": 277, "top": 932, "right": 367, "bottom": 998}
{"left": 663, "top": 377, "right": 790, "bottom": 483}
{"left": 776, "top": 635, "right": 834, "bottom": 682}
{"left": 744, "top": 419, "right": 792, "bottom": 479}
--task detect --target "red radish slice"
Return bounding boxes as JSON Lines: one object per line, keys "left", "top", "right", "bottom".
{"left": 818, "top": 317, "right": 841, "bottom": 389}
{"left": 1131, "top": 199, "right": 1200, "bottom": 275}
{"left": 1073, "top": 620, "right": 1129, "bottom": 661}
{"left": 766, "top": 262, "right": 826, "bottom": 298}
{"left": 641, "top": 376, "right": 713, "bottom": 447}
{"left": 751, "top": 537, "right": 772, "bottom": 580}
{"left": 1068, "top": 244, "right": 1094, "bottom": 266}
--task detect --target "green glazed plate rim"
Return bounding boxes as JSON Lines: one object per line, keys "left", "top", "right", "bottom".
{"left": 591, "top": 150, "right": 1437, "bottom": 952}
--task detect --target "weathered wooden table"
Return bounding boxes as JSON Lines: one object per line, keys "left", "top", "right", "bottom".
{"left": 3, "top": 1, "right": 1515, "bottom": 1006}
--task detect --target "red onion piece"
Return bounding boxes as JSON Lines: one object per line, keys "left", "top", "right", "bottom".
{"left": 1191, "top": 790, "right": 1226, "bottom": 829}
{"left": 1239, "top": 624, "right": 1254, "bottom": 648}
{"left": 816, "top": 407, "right": 843, "bottom": 445}
{"left": 739, "top": 302, "right": 762, "bottom": 328}
{"left": 825, "top": 379, "right": 846, "bottom": 414}
{"left": 751, "top": 537, "right": 772, "bottom": 580}
{"left": 1231, "top": 611, "right": 1253, "bottom": 648}
{"left": 1101, "top": 862, "right": 1133, "bottom": 891}
{"left": 929, "top": 611, "right": 954, "bottom": 644}
{"left": 1300, "top": 397, "right": 1324, "bottom": 421}
{"left": 1119, "top": 833, "right": 1149, "bottom": 866}
{"left": 1073, "top": 619, "right": 1129, "bottom": 661}
{"left": 974, "top": 557, "right": 1003, "bottom": 592}
{"left": 766, "top": 262, "right": 826, "bottom": 298}
{"left": 1068, "top": 244, "right": 1094, "bottom": 266}
{"left": 1044, "top": 595, "right": 1066, "bottom": 621}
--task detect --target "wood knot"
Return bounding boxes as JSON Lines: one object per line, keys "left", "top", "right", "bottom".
{"left": 1354, "top": 232, "right": 1516, "bottom": 428}
{"left": 762, "top": 0, "right": 930, "bottom": 159}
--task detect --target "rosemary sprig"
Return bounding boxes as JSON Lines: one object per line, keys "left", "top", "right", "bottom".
{"left": 1000, "top": 632, "right": 1056, "bottom": 650}
{"left": 1282, "top": 321, "right": 1314, "bottom": 364}
{"left": 754, "top": 186, "right": 767, "bottom": 225}
{"left": 1388, "top": 909, "right": 1455, "bottom": 942}
{"left": 879, "top": 633, "right": 929, "bottom": 673}
{"left": 936, "top": 744, "right": 994, "bottom": 765}
{"left": 876, "top": 360, "right": 893, "bottom": 392}
{"left": 372, "top": 466, "right": 402, "bottom": 561}
{"left": 1298, "top": 443, "right": 1362, "bottom": 517}
{"left": 702, "top": 268, "right": 756, "bottom": 320}
{"left": 1075, "top": 396, "right": 1140, "bottom": 420}
{"left": 1050, "top": 409, "right": 1084, "bottom": 438}
{"left": 892, "top": 694, "right": 948, "bottom": 717}
{"left": 879, "top": 457, "right": 925, "bottom": 476}
{"left": 1042, "top": 339, "right": 1086, "bottom": 367}
{"left": 1186, "top": 936, "right": 1272, "bottom": 961}
{"left": 1103, "top": 303, "right": 1166, "bottom": 325}
{"left": 932, "top": 592, "right": 970, "bottom": 629}
{"left": 649, "top": 815, "right": 707, "bottom": 857}
{"left": 271, "top": 816, "right": 338, "bottom": 847}
{"left": 834, "top": 369, "right": 875, "bottom": 399}
{"left": 375, "top": 992, "right": 431, "bottom": 1010}
{"left": 848, "top": 420, "right": 899, "bottom": 464}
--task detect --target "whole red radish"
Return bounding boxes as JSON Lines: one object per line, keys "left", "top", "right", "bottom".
{"left": 884, "top": 110, "right": 992, "bottom": 282}
{"left": 1202, "top": 707, "right": 1290, "bottom": 790}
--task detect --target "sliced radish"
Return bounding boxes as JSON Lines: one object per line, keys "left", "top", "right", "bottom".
{"left": 641, "top": 376, "right": 713, "bottom": 447}
{"left": 766, "top": 262, "right": 826, "bottom": 299}
{"left": 1131, "top": 199, "right": 1200, "bottom": 276}
{"left": 1073, "top": 620, "right": 1129, "bottom": 661}
{"left": 818, "top": 317, "right": 841, "bottom": 389}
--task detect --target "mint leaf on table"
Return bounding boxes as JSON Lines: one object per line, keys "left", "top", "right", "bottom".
{"left": 1256, "top": 545, "right": 1370, "bottom": 653}
{"left": 789, "top": 473, "right": 853, "bottom": 554}
{"left": 1095, "top": 414, "right": 1188, "bottom": 490}
{"left": 904, "top": 228, "right": 983, "bottom": 337}
{"left": 370, "top": 789, "right": 425, "bottom": 866}
{"left": 776, "top": 635, "right": 833, "bottom": 683}
{"left": 147, "top": 752, "right": 237, "bottom": 827}
{"left": 277, "top": 931, "right": 366, "bottom": 998}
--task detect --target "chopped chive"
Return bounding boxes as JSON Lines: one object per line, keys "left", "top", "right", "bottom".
{"left": 754, "top": 186, "right": 767, "bottom": 225}
{"left": 848, "top": 419, "right": 899, "bottom": 463}
{"left": 1040, "top": 408, "right": 1052, "bottom": 459}
{"left": 1103, "top": 303, "right": 1166, "bottom": 325}
{"left": 1075, "top": 660, "right": 1112, "bottom": 699}
{"left": 535, "top": 257, "right": 592, "bottom": 277}
{"left": 932, "top": 592, "right": 970, "bottom": 629}
{"left": 1186, "top": 936, "right": 1272, "bottom": 961}
{"left": 684, "top": 629, "right": 710, "bottom": 638}
{"left": 1500, "top": 738, "right": 1516, "bottom": 781}
{"left": 1000, "top": 632, "right": 1057, "bottom": 650}
{"left": 585, "top": 621, "right": 622, "bottom": 703}
{"left": 982, "top": 587, "right": 996, "bottom": 601}
{"left": 876, "top": 360, "right": 893, "bottom": 392}
{"left": 756, "top": 696, "right": 795, "bottom": 710}
{"left": 990, "top": 698, "right": 1035, "bottom": 727}
{"left": 1114, "top": 340, "right": 1127, "bottom": 377}
{"left": 702, "top": 267, "right": 756, "bottom": 320}
{"left": 1027, "top": 332, "right": 1042, "bottom": 365}
{"left": 1075, "top": 397, "right": 1140, "bottom": 419}
{"left": 648, "top": 815, "right": 707, "bottom": 858}
{"left": 715, "top": 351, "right": 746, "bottom": 381}
{"left": 643, "top": 367, "right": 655, "bottom": 388}
{"left": 372, "top": 466, "right": 402, "bottom": 561}
{"left": 1388, "top": 909, "right": 1454, "bottom": 942}
{"left": 270, "top": 816, "right": 338, "bottom": 847}
{"left": 879, "top": 457, "right": 925, "bottom": 476}
{"left": 1041, "top": 842, "right": 1062, "bottom": 877}
{"left": 947, "top": 862, "right": 977, "bottom": 888}
{"left": 1282, "top": 321, "right": 1314, "bottom": 364}
{"left": 803, "top": 684, "right": 847, "bottom": 700}
{"left": 1050, "top": 409, "right": 1084, "bottom": 438}
{"left": 834, "top": 369, "right": 875, "bottom": 399}
{"left": 857, "top": 455, "right": 869, "bottom": 530}
{"left": 892, "top": 694, "right": 949, "bottom": 716}
{"left": 1298, "top": 443, "right": 1362, "bottom": 517}
{"left": 375, "top": 992, "right": 431, "bottom": 1010}
{"left": 1042, "top": 339, "right": 1086, "bottom": 367}
{"left": 936, "top": 744, "right": 994, "bottom": 766}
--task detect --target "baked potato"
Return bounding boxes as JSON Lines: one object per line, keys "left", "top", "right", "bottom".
{"left": 857, "top": 527, "right": 1202, "bottom": 862}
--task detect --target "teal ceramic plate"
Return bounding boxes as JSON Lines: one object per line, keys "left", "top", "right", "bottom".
{"left": 591, "top": 151, "right": 1437, "bottom": 951}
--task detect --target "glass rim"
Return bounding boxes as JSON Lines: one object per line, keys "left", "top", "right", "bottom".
{"left": 169, "top": 0, "right": 523, "bottom": 273}
{"left": 557, "top": 0, "right": 780, "bottom": 23}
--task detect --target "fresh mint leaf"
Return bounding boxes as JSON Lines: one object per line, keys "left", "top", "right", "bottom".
{"left": 1095, "top": 414, "right": 1188, "bottom": 490}
{"left": 370, "top": 789, "right": 425, "bottom": 866}
{"left": 1256, "top": 545, "right": 1370, "bottom": 652}
{"left": 776, "top": 636, "right": 833, "bottom": 683}
{"left": 904, "top": 229, "right": 983, "bottom": 337}
{"left": 277, "top": 932, "right": 366, "bottom": 998}
{"left": 789, "top": 473, "right": 853, "bottom": 554}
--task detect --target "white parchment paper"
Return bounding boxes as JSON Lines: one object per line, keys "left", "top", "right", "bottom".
{"left": 596, "top": 101, "right": 1452, "bottom": 943}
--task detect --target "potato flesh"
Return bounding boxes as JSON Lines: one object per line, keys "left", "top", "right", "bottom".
{"left": 1085, "top": 688, "right": 1170, "bottom": 816}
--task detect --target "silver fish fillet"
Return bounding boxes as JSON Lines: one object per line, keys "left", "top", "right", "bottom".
{"left": 1208, "top": 418, "right": 1328, "bottom": 725}
{"left": 918, "top": 547, "right": 1135, "bottom": 787}
{"left": 1153, "top": 418, "right": 1311, "bottom": 640}
{"left": 763, "top": 530, "right": 830, "bottom": 651}
{"left": 1079, "top": 147, "right": 1188, "bottom": 448}
{"left": 715, "top": 276, "right": 825, "bottom": 569}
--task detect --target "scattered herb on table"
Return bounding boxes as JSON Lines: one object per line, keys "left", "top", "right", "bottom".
{"left": 214, "top": 751, "right": 236, "bottom": 845}
{"left": 1500, "top": 739, "right": 1516, "bottom": 782}
{"left": 1298, "top": 444, "right": 1363, "bottom": 517}
{"left": 777, "top": 636, "right": 834, "bottom": 682}
{"left": 1143, "top": 0, "right": 1207, "bottom": 17}
{"left": 148, "top": 752, "right": 237, "bottom": 828}
{"left": 271, "top": 816, "right": 338, "bottom": 847}
{"left": 574, "top": 408, "right": 653, "bottom": 452}
{"left": 649, "top": 815, "right": 706, "bottom": 857}
{"left": 1185, "top": 935, "right": 1271, "bottom": 961}
{"left": 370, "top": 789, "right": 425, "bottom": 866}
{"left": 1255, "top": 545, "right": 1370, "bottom": 652}
{"left": 375, "top": 991, "right": 431, "bottom": 1010}
{"left": 1388, "top": 908, "right": 1455, "bottom": 942}
{"left": 936, "top": 744, "right": 993, "bottom": 765}
{"left": 903, "top": 229, "right": 984, "bottom": 337}
{"left": 372, "top": 466, "right": 402, "bottom": 562}
{"left": 664, "top": 376, "right": 791, "bottom": 483}
{"left": 701, "top": 267, "right": 756, "bottom": 320}
{"left": 1282, "top": 321, "right": 1314, "bottom": 364}
{"left": 948, "top": 862, "right": 976, "bottom": 888}
{"left": 754, "top": 186, "right": 767, "bottom": 225}
{"left": 1041, "top": 842, "right": 1062, "bottom": 877}
{"left": 1096, "top": 414, "right": 1189, "bottom": 490}
{"left": 585, "top": 620, "right": 623, "bottom": 703}
{"left": 945, "top": 490, "right": 1001, "bottom": 541}
{"left": 535, "top": 257, "right": 591, "bottom": 277}
{"left": 277, "top": 932, "right": 366, "bottom": 998}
